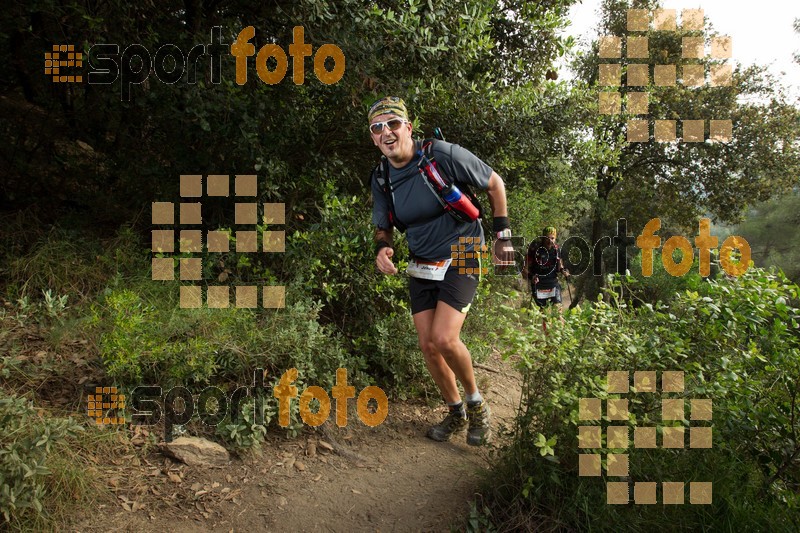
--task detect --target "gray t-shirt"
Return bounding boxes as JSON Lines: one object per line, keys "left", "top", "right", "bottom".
{"left": 371, "top": 140, "right": 493, "bottom": 261}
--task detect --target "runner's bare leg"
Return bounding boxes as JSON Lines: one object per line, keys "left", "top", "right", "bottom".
{"left": 413, "top": 309, "right": 461, "bottom": 403}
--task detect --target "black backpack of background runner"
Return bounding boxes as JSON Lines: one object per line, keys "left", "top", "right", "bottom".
{"left": 370, "top": 138, "right": 483, "bottom": 233}
{"left": 529, "top": 241, "right": 562, "bottom": 280}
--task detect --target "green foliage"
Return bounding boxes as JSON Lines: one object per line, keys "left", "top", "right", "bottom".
{"left": 567, "top": 0, "right": 800, "bottom": 301}
{"left": 88, "top": 287, "right": 218, "bottom": 384}
{"left": 8, "top": 289, "right": 70, "bottom": 329}
{"left": 1, "top": 222, "right": 149, "bottom": 306}
{"left": 285, "top": 185, "right": 406, "bottom": 333}
{"left": 465, "top": 499, "right": 497, "bottom": 533}
{"left": 3, "top": 228, "right": 107, "bottom": 303}
{"left": 88, "top": 281, "right": 365, "bottom": 389}
{"left": 215, "top": 398, "right": 269, "bottom": 451}
{"left": 625, "top": 248, "right": 706, "bottom": 304}
{"left": 462, "top": 274, "right": 513, "bottom": 362}
{"left": 359, "top": 311, "right": 435, "bottom": 400}
{"left": 730, "top": 190, "right": 800, "bottom": 283}
{"left": 0, "top": 0, "right": 585, "bottom": 413}
{"left": 1, "top": 0, "right": 578, "bottom": 228}
{"left": 483, "top": 268, "right": 800, "bottom": 531}
{"left": 0, "top": 391, "right": 83, "bottom": 524}
{"left": 507, "top": 181, "right": 582, "bottom": 247}
{"left": 285, "top": 187, "right": 427, "bottom": 392}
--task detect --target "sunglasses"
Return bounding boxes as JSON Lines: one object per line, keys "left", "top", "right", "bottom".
{"left": 369, "top": 118, "right": 407, "bottom": 135}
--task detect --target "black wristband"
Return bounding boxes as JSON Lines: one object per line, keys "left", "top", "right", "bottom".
{"left": 493, "top": 216, "right": 510, "bottom": 232}
{"left": 375, "top": 240, "right": 392, "bottom": 254}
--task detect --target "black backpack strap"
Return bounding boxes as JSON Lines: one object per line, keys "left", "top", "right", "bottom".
{"left": 372, "top": 156, "right": 407, "bottom": 233}
{"left": 554, "top": 243, "right": 563, "bottom": 272}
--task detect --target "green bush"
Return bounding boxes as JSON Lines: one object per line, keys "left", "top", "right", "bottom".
{"left": 285, "top": 186, "right": 430, "bottom": 395}
{"left": 0, "top": 390, "right": 84, "bottom": 525}
{"left": 88, "top": 287, "right": 218, "bottom": 384}
{"left": 357, "top": 311, "right": 434, "bottom": 399}
{"left": 624, "top": 248, "right": 708, "bottom": 305}
{"left": 481, "top": 268, "right": 800, "bottom": 531}
{"left": 215, "top": 397, "right": 270, "bottom": 450}
{"left": 2, "top": 225, "right": 147, "bottom": 304}
{"left": 89, "top": 283, "right": 367, "bottom": 389}
{"left": 285, "top": 185, "right": 410, "bottom": 336}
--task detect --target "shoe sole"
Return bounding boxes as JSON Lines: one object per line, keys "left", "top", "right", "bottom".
{"left": 466, "top": 428, "right": 491, "bottom": 446}
{"left": 426, "top": 424, "right": 467, "bottom": 442}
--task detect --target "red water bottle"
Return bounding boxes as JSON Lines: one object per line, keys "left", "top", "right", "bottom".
{"left": 441, "top": 183, "right": 480, "bottom": 221}
{"left": 418, "top": 152, "right": 480, "bottom": 222}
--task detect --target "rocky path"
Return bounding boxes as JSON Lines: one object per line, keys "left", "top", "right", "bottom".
{"left": 73, "top": 351, "right": 522, "bottom": 532}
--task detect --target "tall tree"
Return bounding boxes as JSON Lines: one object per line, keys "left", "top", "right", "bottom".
{"left": 1, "top": 0, "right": 577, "bottom": 219}
{"left": 568, "top": 0, "right": 800, "bottom": 302}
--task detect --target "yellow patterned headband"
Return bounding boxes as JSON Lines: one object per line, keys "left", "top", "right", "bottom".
{"left": 368, "top": 96, "right": 408, "bottom": 123}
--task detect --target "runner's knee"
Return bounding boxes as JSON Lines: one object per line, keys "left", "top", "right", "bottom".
{"left": 431, "top": 333, "right": 460, "bottom": 355}
{"left": 419, "top": 338, "right": 438, "bottom": 358}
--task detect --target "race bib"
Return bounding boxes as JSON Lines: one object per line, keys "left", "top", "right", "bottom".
{"left": 536, "top": 287, "right": 556, "bottom": 299}
{"left": 407, "top": 258, "right": 452, "bottom": 281}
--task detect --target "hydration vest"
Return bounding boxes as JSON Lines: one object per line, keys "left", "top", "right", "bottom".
{"left": 371, "top": 139, "right": 483, "bottom": 233}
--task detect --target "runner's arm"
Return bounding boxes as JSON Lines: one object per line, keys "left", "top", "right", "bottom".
{"left": 557, "top": 255, "right": 569, "bottom": 277}
{"left": 374, "top": 227, "right": 398, "bottom": 275}
{"left": 375, "top": 228, "right": 393, "bottom": 251}
{"left": 485, "top": 172, "right": 507, "bottom": 217}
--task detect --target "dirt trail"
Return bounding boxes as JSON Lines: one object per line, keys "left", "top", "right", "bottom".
{"left": 73, "top": 351, "right": 522, "bottom": 532}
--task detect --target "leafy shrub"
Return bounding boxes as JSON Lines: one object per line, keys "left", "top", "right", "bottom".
{"left": 357, "top": 311, "right": 434, "bottom": 399}
{"left": 88, "top": 287, "right": 218, "bottom": 384}
{"left": 2, "top": 225, "right": 146, "bottom": 304}
{"left": 481, "top": 268, "right": 800, "bottom": 531}
{"left": 89, "top": 282, "right": 368, "bottom": 390}
{"left": 285, "top": 185, "right": 409, "bottom": 336}
{"left": 215, "top": 397, "right": 270, "bottom": 450}
{"left": 624, "top": 248, "right": 708, "bottom": 305}
{"left": 285, "top": 186, "right": 428, "bottom": 395}
{"left": 0, "top": 390, "right": 83, "bottom": 525}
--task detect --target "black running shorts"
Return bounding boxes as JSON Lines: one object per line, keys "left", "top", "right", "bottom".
{"left": 409, "top": 261, "right": 480, "bottom": 315}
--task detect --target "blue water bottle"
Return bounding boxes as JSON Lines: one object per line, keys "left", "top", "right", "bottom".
{"left": 441, "top": 184, "right": 480, "bottom": 221}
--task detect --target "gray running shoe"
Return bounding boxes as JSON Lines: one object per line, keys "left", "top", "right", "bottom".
{"left": 466, "top": 400, "right": 491, "bottom": 446}
{"left": 426, "top": 407, "right": 468, "bottom": 441}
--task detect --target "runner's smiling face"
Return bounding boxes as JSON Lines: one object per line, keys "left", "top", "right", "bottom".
{"left": 370, "top": 113, "right": 415, "bottom": 167}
